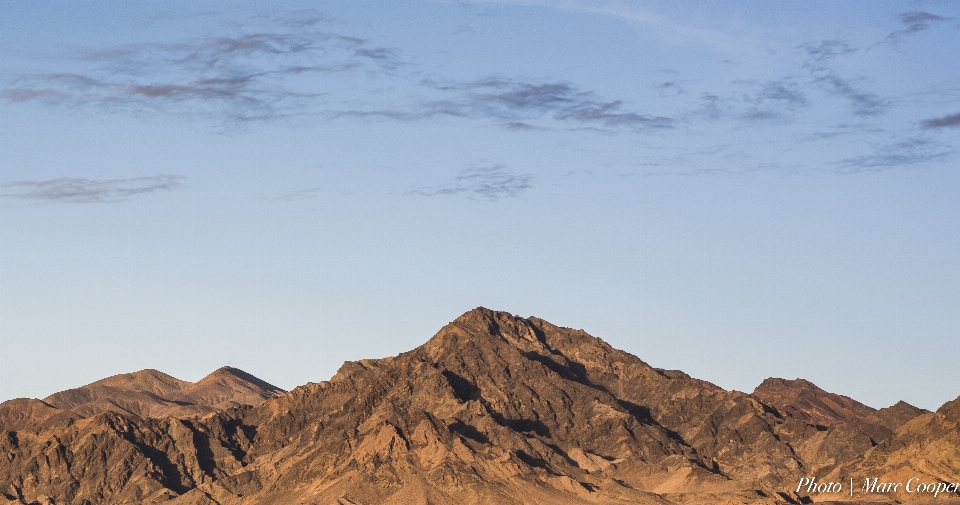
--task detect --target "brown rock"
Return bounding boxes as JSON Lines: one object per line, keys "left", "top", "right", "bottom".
{"left": 0, "top": 399, "right": 59, "bottom": 433}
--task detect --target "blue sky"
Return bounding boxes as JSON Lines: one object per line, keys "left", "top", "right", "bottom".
{"left": 1, "top": 1, "right": 959, "bottom": 410}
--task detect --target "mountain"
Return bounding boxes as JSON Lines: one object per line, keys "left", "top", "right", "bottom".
{"left": 0, "top": 366, "right": 284, "bottom": 433}
{"left": 1, "top": 308, "right": 958, "bottom": 505}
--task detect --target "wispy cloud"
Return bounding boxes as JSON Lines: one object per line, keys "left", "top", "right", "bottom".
{"left": 801, "top": 39, "right": 857, "bottom": 65}
{"left": 655, "top": 81, "right": 684, "bottom": 97}
{"left": 921, "top": 112, "right": 960, "bottom": 129}
{"left": 691, "top": 78, "right": 808, "bottom": 123}
{"left": 814, "top": 72, "right": 886, "bottom": 116}
{"left": 752, "top": 80, "right": 807, "bottom": 106}
{"left": 424, "top": 77, "right": 674, "bottom": 131}
{"left": 1, "top": 30, "right": 401, "bottom": 123}
{"left": 327, "top": 77, "right": 673, "bottom": 132}
{"left": 798, "top": 40, "right": 886, "bottom": 117}
{"left": 836, "top": 139, "right": 951, "bottom": 173}
{"left": 0, "top": 175, "right": 184, "bottom": 204}
{"left": 737, "top": 79, "right": 808, "bottom": 121}
{"left": 271, "top": 9, "right": 331, "bottom": 28}
{"left": 888, "top": 11, "right": 950, "bottom": 45}
{"left": 543, "top": 2, "right": 756, "bottom": 54}
{"left": 410, "top": 165, "right": 532, "bottom": 201}
{"left": 275, "top": 186, "right": 326, "bottom": 201}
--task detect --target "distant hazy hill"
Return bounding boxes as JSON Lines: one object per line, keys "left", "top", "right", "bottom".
{"left": 0, "top": 366, "right": 284, "bottom": 433}
{"left": 1, "top": 308, "right": 957, "bottom": 505}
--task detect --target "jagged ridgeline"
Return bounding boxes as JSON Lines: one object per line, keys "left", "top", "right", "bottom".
{"left": 2, "top": 308, "right": 959, "bottom": 505}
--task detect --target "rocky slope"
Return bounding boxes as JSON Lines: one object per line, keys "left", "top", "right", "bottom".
{"left": 0, "top": 400, "right": 60, "bottom": 434}
{"left": 1, "top": 308, "right": 957, "bottom": 505}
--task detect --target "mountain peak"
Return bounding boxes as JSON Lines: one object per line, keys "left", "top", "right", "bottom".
{"left": 421, "top": 307, "right": 549, "bottom": 360}
{"left": 754, "top": 377, "right": 822, "bottom": 394}
{"left": 451, "top": 306, "right": 534, "bottom": 334}
{"left": 42, "top": 369, "right": 189, "bottom": 409}
{"left": 197, "top": 366, "right": 285, "bottom": 394}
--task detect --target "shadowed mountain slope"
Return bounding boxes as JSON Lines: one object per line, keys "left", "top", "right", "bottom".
{"left": 1, "top": 308, "right": 957, "bottom": 505}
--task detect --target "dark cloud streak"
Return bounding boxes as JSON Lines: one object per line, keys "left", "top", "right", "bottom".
{"left": 422, "top": 78, "right": 674, "bottom": 131}
{"left": 836, "top": 139, "right": 950, "bottom": 173}
{"left": 272, "top": 9, "right": 330, "bottom": 29}
{"left": 410, "top": 165, "right": 532, "bottom": 201}
{"left": 922, "top": 112, "right": 960, "bottom": 129}
{"left": 801, "top": 40, "right": 857, "bottom": 65}
{"left": 888, "top": 11, "right": 949, "bottom": 44}
{"left": 2, "top": 30, "right": 400, "bottom": 123}
{"left": 1, "top": 175, "right": 184, "bottom": 204}
{"left": 327, "top": 78, "right": 673, "bottom": 133}
{"left": 798, "top": 40, "right": 887, "bottom": 117}
{"left": 814, "top": 72, "right": 886, "bottom": 116}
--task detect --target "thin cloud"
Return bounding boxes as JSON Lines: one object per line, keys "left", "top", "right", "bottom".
{"left": 1, "top": 29, "right": 401, "bottom": 123}
{"left": 272, "top": 9, "right": 331, "bottom": 28}
{"left": 888, "top": 11, "right": 949, "bottom": 45}
{"left": 79, "top": 32, "right": 368, "bottom": 69}
{"left": 697, "top": 93, "right": 724, "bottom": 120}
{"left": 353, "top": 47, "right": 403, "bottom": 70}
{"left": 737, "top": 79, "right": 808, "bottom": 121}
{"left": 814, "top": 72, "right": 886, "bottom": 117}
{"left": 503, "top": 121, "right": 543, "bottom": 131}
{"left": 801, "top": 39, "right": 857, "bottom": 66}
{"left": 693, "top": 79, "right": 807, "bottom": 123}
{"left": 836, "top": 139, "right": 950, "bottom": 173}
{"left": 1, "top": 175, "right": 184, "bottom": 204}
{"left": 796, "top": 39, "right": 886, "bottom": 117}
{"left": 327, "top": 109, "right": 420, "bottom": 121}
{"left": 410, "top": 165, "right": 532, "bottom": 201}
{"left": 753, "top": 80, "right": 806, "bottom": 106}
{"left": 799, "top": 123, "right": 884, "bottom": 142}
{"left": 275, "top": 186, "right": 327, "bottom": 201}
{"left": 922, "top": 112, "right": 960, "bottom": 129}
{"left": 328, "top": 77, "right": 673, "bottom": 132}
{"left": 0, "top": 88, "right": 61, "bottom": 102}
{"left": 656, "top": 81, "right": 684, "bottom": 97}
{"left": 548, "top": 2, "right": 756, "bottom": 54}
{"left": 422, "top": 78, "right": 674, "bottom": 131}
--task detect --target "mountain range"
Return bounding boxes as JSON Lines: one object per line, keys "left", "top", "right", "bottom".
{"left": 1, "top": 308, "right": 958, "bottom": 505}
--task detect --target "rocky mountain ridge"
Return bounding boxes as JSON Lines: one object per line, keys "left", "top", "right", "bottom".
{"left": 1, "top": 308, "right": 957, "bottom": 505}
